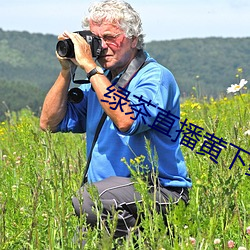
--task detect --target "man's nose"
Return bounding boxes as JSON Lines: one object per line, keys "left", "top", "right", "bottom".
{"left": 101, "top": 38, "right": 108, "bottom": 49}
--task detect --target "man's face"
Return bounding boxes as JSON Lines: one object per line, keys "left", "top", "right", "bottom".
{"left": 89, "top": 20, "right": 138, "bottom": 73}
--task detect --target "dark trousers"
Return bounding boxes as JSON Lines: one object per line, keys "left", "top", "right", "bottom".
{"left": 72, "top": 176, "right": 189, "bottom": 238}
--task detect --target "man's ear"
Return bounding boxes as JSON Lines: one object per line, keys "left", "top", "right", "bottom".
{"left": 131, "top": 36, "right": 139, "bottom": 48}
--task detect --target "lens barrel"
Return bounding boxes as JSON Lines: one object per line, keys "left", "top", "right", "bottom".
{"left": 68, "top": 88, "right": 84, "bottom": 103}
{"left": 56, "top": 39, "right": 75, "bottom": 58}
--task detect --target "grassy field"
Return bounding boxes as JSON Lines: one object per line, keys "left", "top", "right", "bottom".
{"left": 0, "top": 89, "right": 249, "bottom": 249}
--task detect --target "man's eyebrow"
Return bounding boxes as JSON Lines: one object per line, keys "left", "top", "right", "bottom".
{"left": 102, "top": 32, "right": 114, "bottom": 35}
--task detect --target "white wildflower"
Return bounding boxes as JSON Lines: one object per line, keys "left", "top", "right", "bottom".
{"left": 238, "top": 247, "right": 247, "bottom": 250}
{"left": 214, "top": 238, "right": 221, "bottom": 244}
{"left": 244, "top": 130, "right": 250, "bottom": 136}
{"left": 227, "top": 79, "right": 248, "bottom": 93}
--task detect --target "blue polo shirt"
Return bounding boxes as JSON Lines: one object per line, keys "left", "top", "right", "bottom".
{"left": 58, "top": 52, "right": 192, "bottom": 188}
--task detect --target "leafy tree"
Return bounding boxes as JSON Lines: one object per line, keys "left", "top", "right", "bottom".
{"left": 0, "top": 28, "right": 249, "bottom": 118}
{"left": 0, "top": 79, "right": 45, "bottom": 121}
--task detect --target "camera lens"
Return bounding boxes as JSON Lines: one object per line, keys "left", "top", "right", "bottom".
{"left": 56, "top": 39, "right": 74, "bottom": 58}
{"left": 68, "top": 88, "right": 84, "bottom": 103}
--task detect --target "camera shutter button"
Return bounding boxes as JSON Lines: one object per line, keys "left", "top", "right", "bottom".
{"left": 87, "top": 66, "right": 104, "bottom": 80}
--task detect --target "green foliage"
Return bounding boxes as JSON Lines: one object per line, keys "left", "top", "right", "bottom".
{"left": 146, "top": 37, "right": 250, "bottom": 98}
{"left": 0, "top": 29, "right": 61, "bottom": 121}
{"left": 0, "top": 29, "right": 250, "bottom": 120}
{"left": 0, "top": 29, "right": 60, "bottom": 87}
{"left": 0, "top": 79, "right": 46, "bottom": 121}
{"left": 0, "top": 109, "right": 85, "bottom": 249}
{"left": 0, "top": 92, "right": 250, "bottom": 249}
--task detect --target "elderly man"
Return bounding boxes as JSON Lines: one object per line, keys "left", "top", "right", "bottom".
{"left": 40, "top": 0, "right": 192, "bottom": 242}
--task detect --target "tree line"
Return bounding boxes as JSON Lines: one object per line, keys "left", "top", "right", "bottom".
{"left": 0, "top": 28, "right": 249, "bottom": 121}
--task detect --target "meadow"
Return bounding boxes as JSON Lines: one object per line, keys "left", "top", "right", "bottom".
{"left": 0, "top": 85, "right": 249, "bottom": 249}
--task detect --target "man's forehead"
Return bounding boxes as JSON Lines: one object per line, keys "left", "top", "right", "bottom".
{"left": 90, "top": 22, "right": 122, "bottom": 35}
{"left": 89, "top": 19, "right": 121, "bottom": 31}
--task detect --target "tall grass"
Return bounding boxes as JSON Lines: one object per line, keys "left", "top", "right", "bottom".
{"left": 0, "top": 93, "right": 249, "bottom": 249}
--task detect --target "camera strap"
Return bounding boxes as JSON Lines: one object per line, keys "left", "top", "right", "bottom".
{"left": 81, "top": 50, "right": 149, "bottom": 186}
{"left": 81, "top": 111, "right": 107, "bottom": 185}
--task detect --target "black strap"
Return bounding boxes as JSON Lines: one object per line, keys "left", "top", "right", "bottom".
{"left": 81, "top": 50, "right": 149, "bottom": 186}
{"left": 81, "top": 112, "right": 107, "bottom": 186}
{"left": 114, "top": 49, "right": 147, "bottom": 89}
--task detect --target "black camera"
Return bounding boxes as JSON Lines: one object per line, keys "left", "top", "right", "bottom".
{"left": 56, "top": 30, "right": 102, "bottom": 58}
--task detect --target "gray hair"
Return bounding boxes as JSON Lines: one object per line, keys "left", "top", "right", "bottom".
{"left": 82, "top": 0, "right": 145, "bottom": 49}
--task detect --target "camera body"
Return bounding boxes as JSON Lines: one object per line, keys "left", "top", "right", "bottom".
{"left": 56, "top": 30, "right": 102, "bottom": 58}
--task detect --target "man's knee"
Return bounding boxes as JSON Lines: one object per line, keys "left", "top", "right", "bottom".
{"left": 72, "top": 196, "right": 81, "bottom": 217}
{"left": 72, "top": 187, "right": 97, "bottom": 225}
